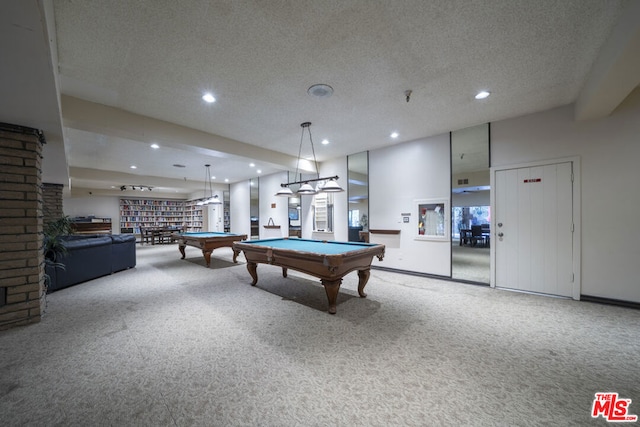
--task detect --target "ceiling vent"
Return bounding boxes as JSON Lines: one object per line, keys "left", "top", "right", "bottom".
{"left": 307, "top": 84, "right": 333, "bottom": 99}
{"left": 457, "top": 178, "right": 469, "bottom": 185}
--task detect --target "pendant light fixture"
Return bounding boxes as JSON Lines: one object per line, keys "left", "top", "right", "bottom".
{"left": 274, "top": 186, "right": 295, "bottom": 197}
{"left": 197, "top": 164, "right": 222, "bottom": 205}
{"left": 276, "top": 122, "right": 344, "bottom": 197}
{"left": 207, "top": 194, "right": 222, "bottom": 205}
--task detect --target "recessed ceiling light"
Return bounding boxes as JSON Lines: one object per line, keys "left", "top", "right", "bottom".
{"left": 390, "top": 132, "right": 399, "bottom": 139}
{"left": 202, "top": 93, "right": 216, "bottom": 103}
{"left": 224, "top": 178, "right": 229, "bottom": 183}
{"left": 257, "top": 169, "right": 262, "bottom": 174}
{"left": 211, "top": 176, "right": 216, "bottom": 180}
{"left": 130, "top": 165, "right": 137, "bottom": 169}
{"left": 150, "top": 143, "right": 159, "bottom": 149}
{"left": 475, "top": 91, "right": 490, "bottom": 100}
{"left": 249, "top": 163, "right": 255, "bottom": 167}
{"left": 321, "top": 139, "right": 329, "bottom": 145}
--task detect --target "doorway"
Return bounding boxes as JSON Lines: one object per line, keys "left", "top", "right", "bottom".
{"left": 492, "top": 159, "right": 580, "bottom": 299}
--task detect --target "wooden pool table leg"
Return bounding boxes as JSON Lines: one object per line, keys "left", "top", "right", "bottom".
{"left": 357, "top": 269, "right": 370, "bottom": 298}
{"left": 282, "top": 267, "right": 287, "bottom": 278}
{"left": 246, "top": 261, "right": 258, "bottom": 285}
{"left": 178, "top": 244, "right": 186, "bottom": 259}
{"left": 232, "top": 249, "right": 240, "bottom": 263}
{"left": 202, "top": 250, "right": 212, "bottom": 268}
{"left": 321, "top": 279, "right": 343, "bottom": 314}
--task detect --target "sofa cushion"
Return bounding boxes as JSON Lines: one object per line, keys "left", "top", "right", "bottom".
{"left": 111, "top": 234, "right": 137, "bottom": 244}
{"left": 111, "top": 234, "right": 137, "bottom": 272}
{"left": 62, "top": 235, "right": 112, "bottom": 250}
{"left": 62, "top": 234, "right": 107, "bottom": 242}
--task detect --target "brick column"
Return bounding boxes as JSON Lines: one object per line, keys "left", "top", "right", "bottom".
{"left": 0, "top": 123, "right": 46, "bottom": 330}
{"left": 42, "top": 183, "right": 64, "bottom": 230}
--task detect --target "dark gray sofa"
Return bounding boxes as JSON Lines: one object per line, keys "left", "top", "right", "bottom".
{"left": 111, "top": 234, "right": 137, "bottom": 273}
{"left": 46, "top": 234, "right": 136, "bottom": 293}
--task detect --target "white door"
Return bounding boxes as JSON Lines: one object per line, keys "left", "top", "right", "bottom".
{"left": 494, "top": 161, "right": 574, "bottom": 297}
{"left": 203, "top": 205, "right": 222, "bottom": 232}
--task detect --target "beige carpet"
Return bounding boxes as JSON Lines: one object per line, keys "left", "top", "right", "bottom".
{"left": 452, "top": 242, "right": 490, "bottom": 283}
{"left": 1, "top": 244, "right": 638, "bottom": 426}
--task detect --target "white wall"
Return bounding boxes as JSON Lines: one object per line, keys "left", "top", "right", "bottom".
{"left": 64, "top": 195, "right": 120, "bottom": 234}
{"left": 230, "top": 180, "right": 251, "bottom": 237}
{"left": 491, "top": 88, "right": 640, "bottom": 303}
{"left": 452, "top": 190, "right": 490, "bottom": 208}
{"left": 259, "top": 171, "right": 289, "bottom": 239}
{"left": 301, "top": 188, "right": 314, "bottom": 239}
{"left": 369, "top": 134, "right": 451, "bottom": 275}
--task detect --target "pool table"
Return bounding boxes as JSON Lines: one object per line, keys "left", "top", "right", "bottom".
{"left": 233, "top": 238, "right": 385, "bottom": 314}
{"left": 173, "top": 232, "right": 247, "bottom": 267}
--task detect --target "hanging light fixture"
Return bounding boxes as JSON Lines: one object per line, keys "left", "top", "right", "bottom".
{"left": 275, "top": 186, "right": 295, "bottom": 197}
{"left": 321, "top": 178, "right": 343, "bottom": 192}
{"left": 276, "top": 121, "right": 344, "bottom": 197}
{"left": 197, "top": 164, "right": 219, "bottom": 205}
{"left": 206, "top": 194, "right": 222, "bottom": 205}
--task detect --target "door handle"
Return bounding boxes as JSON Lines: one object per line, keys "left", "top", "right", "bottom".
{"left": 498, "top": 232, "right": 504, "bottom": 237}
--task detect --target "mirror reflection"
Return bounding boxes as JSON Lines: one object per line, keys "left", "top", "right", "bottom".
{"left": 250, "top": 178, "right": 259, "bottom": 239}
{"left": 451, "top": 124, "right": 490, "bottom": 283}
{"left": 347, "top": 152, "right": 369, "bottom": 242}
{"left": 223, "top": 189, "right": 230, "bottom": 232}
{"left": 288, "top": 172, "right": 302, "bottom": 238}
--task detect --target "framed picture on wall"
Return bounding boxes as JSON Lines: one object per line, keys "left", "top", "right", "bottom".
{"left": 414, "top": 198, "right": 450, "bottom": 241}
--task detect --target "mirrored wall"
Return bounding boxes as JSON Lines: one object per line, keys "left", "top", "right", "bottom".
{"left": 451, "top": 123, "right": 490, "bottom": 283}
{"left": 250, "top": 178, "right": 259, "bottom": 239}
{"left": 347, "top": 152, "right": 369, "bottom": 242}
{"left": 223, "top": 189, "right": 230, "bottom": 232}
{"left": 287, "top": 172, "right": 302, "bottom": 237}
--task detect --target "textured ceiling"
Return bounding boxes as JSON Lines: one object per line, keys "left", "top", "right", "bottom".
{"left": 4, "top": 0, "right": 638, "bottom": 196}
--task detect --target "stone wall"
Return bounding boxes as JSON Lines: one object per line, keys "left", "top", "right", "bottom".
{"left": 0, "top": 124, "right": 45, "bottom": 330}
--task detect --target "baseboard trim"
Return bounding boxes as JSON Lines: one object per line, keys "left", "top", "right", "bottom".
{"left": 371, "top": 267, "right": 640, "bottom": 310}
{"left": 371, "top": 265, "right": 490, "bottom": 287}
{"left": 581, "top": 295, "right": 640, "bottom": 310}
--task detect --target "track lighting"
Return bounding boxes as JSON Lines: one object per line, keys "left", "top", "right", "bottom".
{"left": 119, "top": 185, "right": 153, "bottom": 192}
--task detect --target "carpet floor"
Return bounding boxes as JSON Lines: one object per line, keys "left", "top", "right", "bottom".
{"left": 1, "top": 244, "right": 639, "bottom": 426}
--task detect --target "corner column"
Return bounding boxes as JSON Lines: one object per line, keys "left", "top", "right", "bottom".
{"left": 0, "top": 123, "right": 46, "bottom": 330}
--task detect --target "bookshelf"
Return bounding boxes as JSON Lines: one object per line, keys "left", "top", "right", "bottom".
{"left": 224, "top": 200, "right": 230, "bottom": 232}
{"left": 119, "top": 197, "right": 226, "bottom": 235}
{"left": 119, "top": 198, "right": 185, "bottom": 234}
{"left": 314, "top": 193, "right": 328, "bottom": 231}
{"left": 184, "top": 200, "right": 204, "bottom": 232}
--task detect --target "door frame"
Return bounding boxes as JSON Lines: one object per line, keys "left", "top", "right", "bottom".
{"left": 489, "top": 156, "right": 581, "bottom": 300}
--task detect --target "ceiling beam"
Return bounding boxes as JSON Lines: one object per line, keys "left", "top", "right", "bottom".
{"left": 574, "top": 1, "right": 640, "bottom": 121}
{"left": 1, "top": 0, "right": 69, "bottom": 186}
{"left": 61, "top": 95, "right": 303, "bottom": 172}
